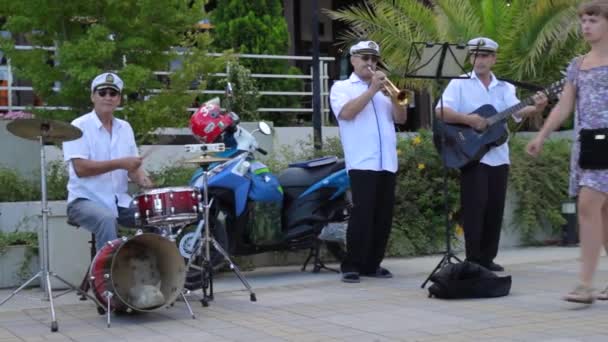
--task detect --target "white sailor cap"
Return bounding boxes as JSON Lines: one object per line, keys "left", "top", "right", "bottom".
{"left": 467, "top": 37, "right": 499, "bottom": 53}
{"left": 349, "top": 40, "right": 380, "bottom": 56}
{"left": 91, "top": 72, "right": 124, "bottom": 92}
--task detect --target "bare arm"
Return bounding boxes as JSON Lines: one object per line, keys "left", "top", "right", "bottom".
{"left": 338, "top": 70, "right": 387, "bottom": 121}
{"left": 338, "top": 87, "right": 380, "bottom": 120}
{"left": 526, "top": 82, "right": 576, "bottom": 156}
{"left": 72, "top": 157, "right": 142, "bottom": 178}
{"left": 536, "top": 83, "right": 575, "bottom": 140}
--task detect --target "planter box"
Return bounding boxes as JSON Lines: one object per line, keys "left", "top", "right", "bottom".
{"left": 0, "top": 120, "right": 41, "bottom": 181}
{"left": 452, "top": 187, "right": 560, "bottom": 251}
{"left": 0, "top": 245, "right": 39, "bottom": 289}
{"left": 0, "top": 201, "right": 41, "bottom": 234}
{"left": 0, "top": 201, "right": 91, "bottom": 290}
{"left": 500, "top": 187, "right": 559, "bottom": 248}
{"left": 43, "top": 201, "right": 91, "bottom": 290}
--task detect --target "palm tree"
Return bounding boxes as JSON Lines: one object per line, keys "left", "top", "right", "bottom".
{"left": 326, "top": 0, "right": 584, "bottom": 89}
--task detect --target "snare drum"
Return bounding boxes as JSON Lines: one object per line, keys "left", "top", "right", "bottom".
{"left": 133, "top": 186, "right": 201, "bottom": 226}
{"left": 89, "top": 233, "right": 186, "bottom": 312}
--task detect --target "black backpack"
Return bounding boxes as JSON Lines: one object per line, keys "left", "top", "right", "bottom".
{"left": 428, "top": 261, "right": 512, "bottom": 299}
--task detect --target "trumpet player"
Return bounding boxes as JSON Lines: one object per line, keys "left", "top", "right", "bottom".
{"left": 330, "top": 40, "right": 407, "bottom": 283}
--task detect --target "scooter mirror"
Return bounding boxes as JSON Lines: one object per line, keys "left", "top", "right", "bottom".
{"left": 258, "top": 122, "right": 272, "bottom": 135}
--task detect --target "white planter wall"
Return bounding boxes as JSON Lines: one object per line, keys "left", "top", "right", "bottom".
{"left": 0, "top": 121, "right": 41, "bottom": 181}
{"left": 0, "top": 201, "right": 91, "bottom": 289}
{"left": 0, "top": 246, "right": 39, "bottom": 289}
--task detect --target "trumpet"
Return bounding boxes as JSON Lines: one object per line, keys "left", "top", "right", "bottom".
{"left": 368, "top": 66, "right": 410, "bottom": 106}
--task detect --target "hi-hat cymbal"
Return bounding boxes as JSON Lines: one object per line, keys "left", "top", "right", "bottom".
{"left": 7, "top": 118, "right": 82, "bottom": 143}
{"left": 183, "top": 155, "right": 231, "bottom": 165}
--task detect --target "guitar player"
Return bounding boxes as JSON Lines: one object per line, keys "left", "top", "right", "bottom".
{"left": 435, "top": 37, "right": 548, "bottom": 271}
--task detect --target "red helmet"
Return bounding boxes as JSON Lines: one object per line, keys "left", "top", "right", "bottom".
{"left": 189, "top": 103, "right": 234, "bottom": 143}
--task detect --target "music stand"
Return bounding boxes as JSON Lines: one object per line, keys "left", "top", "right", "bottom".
{"left": 403, "top": 42, "right": 473, "bottom": 288}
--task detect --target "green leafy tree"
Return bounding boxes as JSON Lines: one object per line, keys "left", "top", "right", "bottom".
{"left": 326, "top": 0, "right": 585, "bottom": 129}
{"left": 0, "top": 0, "right": 226, "bottom": 141}
{"left": 211, "top": 0, "right": 303, "bottom": 125}
{"left": 222, "top": 62, "right": 261, "bottom": 121}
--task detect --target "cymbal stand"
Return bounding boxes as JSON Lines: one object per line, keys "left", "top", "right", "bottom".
{"left": 0, "top": 128, "right": 101, "bottom": 332}
{"left": 184, "top": 162, "right": 257, "bottom": 306}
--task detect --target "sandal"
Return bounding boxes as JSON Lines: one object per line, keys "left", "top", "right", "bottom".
{"left": 596, "top": 285, "right": 608, "bottom": 300}
{"left": 563, "top": 284, "right": 594, "bottom": 304}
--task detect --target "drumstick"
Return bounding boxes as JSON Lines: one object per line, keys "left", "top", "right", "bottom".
{"left": 141, "top": 146, "right": 159, "bottom": 159}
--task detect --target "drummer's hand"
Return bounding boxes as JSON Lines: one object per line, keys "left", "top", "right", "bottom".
{"left": 121, "top": 157, "right": 143, "bottom": 172}
{"left": 139, "top": 175, "right": 154, "bottom": 188}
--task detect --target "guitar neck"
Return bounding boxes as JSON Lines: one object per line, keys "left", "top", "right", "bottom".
{"left": 486, "top": 97, "right": 534, "bottom": 126}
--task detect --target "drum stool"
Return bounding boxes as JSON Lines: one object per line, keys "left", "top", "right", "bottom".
{"left": 66, "top": 220, "right": 96, "bottom": 300}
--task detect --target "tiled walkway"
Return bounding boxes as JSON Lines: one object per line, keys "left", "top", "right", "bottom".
{"left": 0, "top": 247, "right": 607, "bottom": 341}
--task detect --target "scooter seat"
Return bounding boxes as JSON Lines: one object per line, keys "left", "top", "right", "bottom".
{"left": 278, "top": 159, "right": 345, "bottom": 188}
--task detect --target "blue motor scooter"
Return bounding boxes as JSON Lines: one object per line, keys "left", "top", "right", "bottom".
{"left": 180, "top": 122, "right": 350, "bottom": 289}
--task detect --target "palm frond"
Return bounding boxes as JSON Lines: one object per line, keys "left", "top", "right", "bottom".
{"left": 483, "top": 0, "right": 514, "bottom": 37}
{"left": 502, "top": 2, "right": 579, "bottom": 80}
{"left": 435, "top": 0, "right": 482, "bottom": 42}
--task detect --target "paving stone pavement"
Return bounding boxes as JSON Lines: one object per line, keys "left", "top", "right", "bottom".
{"left": 0, "top": 247, "right": 607, "bottom": 341}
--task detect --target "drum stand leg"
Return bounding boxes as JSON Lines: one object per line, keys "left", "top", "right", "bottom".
{"left": 186, "top": 168, "right": 257, "bottom": 306}
{"left": 105, "top": 291, "right": 113, "bottom": 328}
{"left": 180, "top": 291, "right": 195, "bottom": 319}
{"left": 200, "top": 258, "right": 213, "bottom": 307}
{"left": 208, "top": 237, "right": 256, "bottom": 302}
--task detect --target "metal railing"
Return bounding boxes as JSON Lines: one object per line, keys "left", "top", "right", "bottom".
{"left": 0, "top": 45, "right": 336, "bottom": 123}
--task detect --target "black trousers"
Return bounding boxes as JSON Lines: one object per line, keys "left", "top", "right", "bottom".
{"left": 341, "top": 170, "right": 396, "bottom": 274}
{"left": 460, "top": 162, "right": 509, "bottom": 265}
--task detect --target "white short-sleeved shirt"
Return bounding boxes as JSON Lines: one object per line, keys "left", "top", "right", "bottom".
{"left": 63, "top": 111, "right": 139, "bottom": 217}
{"left": 436, "top": 71, "right": 521, "bottom": 166}
{"left": 330, "top": 73, "right": 398, "bottom": 172}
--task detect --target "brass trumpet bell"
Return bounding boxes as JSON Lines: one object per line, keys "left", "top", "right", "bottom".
{"left": 382, "top": 79, "right": 410, "bottom": 106}
{"left": 368, "top": 67, "right": 410, "bottom": 106}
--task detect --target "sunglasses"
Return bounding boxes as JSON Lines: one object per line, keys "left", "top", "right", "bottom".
{"left": 355, "top": 54, "right": 380, "bottom": 63}
{"left": 97, "top": 89, "right": 120, "bottom": 98}
{"left": 471, "top": 52, "right": 494, "bottom": 58}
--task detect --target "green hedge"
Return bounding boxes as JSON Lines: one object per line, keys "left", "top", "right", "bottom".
{"left": 509, "top": 136, "right": 571, "bottom": 243}
{"left": 0, "top": 131, "right": 572, "bottom": 252}
{"left": 388, "top": 131, "right": 460, "bottom": 257}
{"left": 0, "top": 161, "right": 69, "bottom": 202}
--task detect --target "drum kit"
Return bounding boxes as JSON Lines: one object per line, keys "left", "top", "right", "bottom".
{"left": 0, "top": 117, "right": 256, "bottom": 332}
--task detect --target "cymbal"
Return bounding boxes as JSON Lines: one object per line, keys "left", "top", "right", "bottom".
{"left": 183, "top": 155, "right": 231, "bottom": 165}
{"left": 6, "top": 118, "right": 82, "bottom": 143}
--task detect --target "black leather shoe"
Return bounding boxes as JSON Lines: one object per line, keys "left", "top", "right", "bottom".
{"left": 485, "top": 262, "right": 504, "bottom": 272}
{"left": 341, "top": 272, "right": 360, "bottom": 283}
{"left": 362, "top": 267, "right": 393, "bottom": 278}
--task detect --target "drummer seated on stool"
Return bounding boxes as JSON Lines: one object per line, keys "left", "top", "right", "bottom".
{"left": 63, "top": 72, "right": 153, "bottom": 251}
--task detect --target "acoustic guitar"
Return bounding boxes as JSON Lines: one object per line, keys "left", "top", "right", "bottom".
{"left": 433, "top": 79, "right": 565, "bottom": 169}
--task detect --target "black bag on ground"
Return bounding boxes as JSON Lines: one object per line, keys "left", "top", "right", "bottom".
{"left": 428, "top": 261, "right": 511, "bottom": 299}
{"left": 579, "top": 128, "right": 608, "bottom": 170}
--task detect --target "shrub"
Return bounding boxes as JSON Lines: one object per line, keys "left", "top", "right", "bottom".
{"left": 0, "top": 161, "right": 68, "bottom": 202}
{"left": 0, "top": 167, "right": 38, "bottom": 202}
{"left": 508, "top": 136, "right": 571, "bottom": 243}
{"left": 389, "top": 130, "right": 460, "bottom": 257}
{"left": 149, "top": 164, "right": 198, "bottom": 188}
